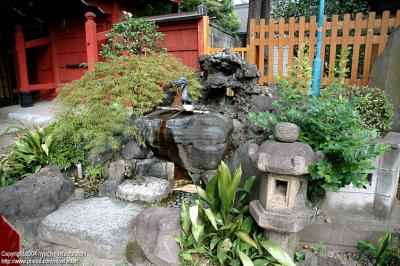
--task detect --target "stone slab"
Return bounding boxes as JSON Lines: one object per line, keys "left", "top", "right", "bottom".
{"left": 322, "top": 190, "right": 376, "bottom": 216}
{"left": 38, "top": 197, "right": 143, "bottom": 260}
{"left": 301, "top": 201, "right": 400, "bottom": 251}
{"left": 116, "top": 177, "right": 172, "bottom": 202}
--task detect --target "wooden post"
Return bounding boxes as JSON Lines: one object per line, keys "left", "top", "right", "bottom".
{"left": 202, "top": 16, "right": 209, "bottom": 55}
{"left": 49, "top": 27, "right": 60, "bottom": 86}
{"left": 85, "top": 12, "right": 98, "bottom": 72}
{"left": 197, "top": 16, "right": 205, "bottom": 57}
{"left": 14, "top": 25, "right": 29, "bottom": 92}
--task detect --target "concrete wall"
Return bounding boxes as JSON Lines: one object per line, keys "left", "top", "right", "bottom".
{"left": 321, "top": 132, "right": 400, "bottom": 218}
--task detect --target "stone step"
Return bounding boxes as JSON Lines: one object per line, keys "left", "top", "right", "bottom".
{"left": 116, "top": 177, "right": 172, "bottom": 203}
{"left": 8, "top": 112, "right": 53, "bottom": 127}
{"left": 38, "top": 197, "right": 145, "bottom": 265}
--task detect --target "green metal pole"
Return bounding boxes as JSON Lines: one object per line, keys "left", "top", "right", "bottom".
{"left": 311, "top": 0, "right": 325, "bottom": 97}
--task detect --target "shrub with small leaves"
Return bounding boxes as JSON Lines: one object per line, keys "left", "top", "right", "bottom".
{"left": 334, "top": 86, "right": 394, "bottom": 132}
{"left": 54, "top": 53, "right": 202, "bottom": 158}
{"left": 249, "top": 46, "right": 389, "bottom": 199}
{"left": 100, "top": 18, "right": 165, "bottom": 58}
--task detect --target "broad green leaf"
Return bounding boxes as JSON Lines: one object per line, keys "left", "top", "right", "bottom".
{"left": 376, "top": 230, "right": 391, "bottom": 264}
{"left": 240, "top": 216, "right": 253, "bottom": 233}
{"left": 206, "top": 169, "right": 219, "bottom": 207}
{"left": 210, "top": 236, "right": 220, "bottom": 250}
{"left": 236, "top": 231, "right": 258, "bottom": 249}
{"left": 191, "top": 223, "right": 204, "bottom": 244}
{"left": 195, "top": 185, "right": 210, "bottom": 204}
{"left": 259, "top": 240, "right": 296, "bottom": 266}
{"left": 180, "top": 200, "right": 191, "bottom": 235}
{"left": 253, "top": 258, "right": 273, "bottom": 266}
{"left": 237, "top": 249, "right": 254, "bottom": 266}
{"left": 239, "top": 175, "right": 257, "bottom": 202}
{"left": 204, "top": 208, "right": 218, "bottom": 230}
{"left": 218, "top": 161, "right": 232, "bottom": 220}
{"left": 357, "top": 240, "right": 376, "bottom": 256}
{"left": 180, "top": 252, "right": 192, "bottom": 261}
{"left": 186, "top": 246, "right": 207, "bottom": 254}
{"left": 243, "top": 176, "right": 257, "bottom": 192}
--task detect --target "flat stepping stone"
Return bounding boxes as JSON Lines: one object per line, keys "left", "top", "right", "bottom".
{"left": 38, "top": 197, "right": 143, "bottom": 260}
{"left": 117, "top": 176, "right": 172, "bottom": 202}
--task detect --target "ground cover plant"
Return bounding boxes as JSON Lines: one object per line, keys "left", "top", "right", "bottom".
{"left": 176, "top": 161, "right": 295, "bottom": 266}
{"left": 249, "top": 46, "right": 390, "bottom": 198}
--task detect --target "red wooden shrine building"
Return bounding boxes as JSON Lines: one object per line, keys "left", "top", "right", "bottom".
{"left": 0, "top": 0, "right": 208, "bottom": 107}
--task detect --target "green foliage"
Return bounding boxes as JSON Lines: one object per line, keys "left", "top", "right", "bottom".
{"left": 100, "top": 18, "right": 165, "bottom": 58}
{"left": 181, "top": 0, "right": 240, "bottom": 32}
{"left": 333, "top": 86, "right": 394, "bottom": 132}
{"left": 271, "top": 0, "right": 369, "bottom": 21}
{"left": 44, "top": 122, "right": 86, "bottom": 170}
{"left": 294, "top": 251, "right": 305, "bottom": 262}
{"left": 73, "top": 164, "right": 104, "bottom": 196}
{"left": 358, "top": 230, "right": 392, "bottom": 266}
{"left": 176, "top": 161, "right": 295, "bottom": 266}
{"left": 54, "top": 53, "right": 202, "bottom": 158}
{"left": 0, "top": 125, "right": 53, "bottom": 187}
{"left": 248, "top": 47, "right": 389, "bottom": 198}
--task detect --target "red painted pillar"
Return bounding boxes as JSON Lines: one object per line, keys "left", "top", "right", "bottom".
{"left": 49, "top": 27, "right": 60, "bottom": 85}
{"left": 14, "top": 25, "right": 29, "bottom": 92}
{"left": 85, "top": 12, "right": 98, "bottom": 72}
{"left": 111, "top": 0, "right": 120, "bottom": 24}
{"left": 0, "top": 215, "right": 20, "bottom": 266}
{"left": 197, "top": 17, "right": 204, "bottom": 58}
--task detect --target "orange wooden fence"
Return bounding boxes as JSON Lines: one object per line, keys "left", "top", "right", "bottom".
{"left": 207, "top": 10, "right": 400, "bottom": 86}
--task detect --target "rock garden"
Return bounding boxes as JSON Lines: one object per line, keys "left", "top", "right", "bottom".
{"left": 1, "top": 18, "right": 400, "bottom": 266}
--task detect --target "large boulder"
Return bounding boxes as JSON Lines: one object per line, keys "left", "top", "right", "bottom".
{"left": 38, "top": 197, "right": 143, "bottom": 264}
{"left": 137, "top": 113, "right": 233, "bottom": 173}
{"left": 369, "top": 27, "right": 400, "bottom": 132}
{"left": 0, "top": 166, "right": 73, "bottom": 247}
{"left": 134, "top": 207, "right": 182, "bottom": 266}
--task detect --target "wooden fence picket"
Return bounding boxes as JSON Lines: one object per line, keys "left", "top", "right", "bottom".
{"left": 205, "top": 10, "right": 400, "bottom": 86}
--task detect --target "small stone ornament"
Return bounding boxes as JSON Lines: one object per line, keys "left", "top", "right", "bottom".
{"left": 249, "top": 122, "right": 316, "bottom": 255}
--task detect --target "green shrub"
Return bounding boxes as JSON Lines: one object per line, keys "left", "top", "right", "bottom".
{"left": 54, "top": 53, "right": 202, "bottom": 158}
{"left": 44, "top": 122, "right": 86, "bottom": 170}
{"left": 249, "top": 47, "right": 389, "bottom": 198}
{"left": 0, "top": 125, "right": 53, "bottom": 186}
{"left": 334, "top": 86, "right": 393, "bottom": 132}
{"left": 100, "top": 18, "right": 165, "bottom": 58}
{"left": 176, "top": 161, "right": 295, "bottom": 266}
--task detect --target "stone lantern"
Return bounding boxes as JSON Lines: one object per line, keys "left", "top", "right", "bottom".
{"left": 249, "top": 122, "right": 316, "bottom": 255}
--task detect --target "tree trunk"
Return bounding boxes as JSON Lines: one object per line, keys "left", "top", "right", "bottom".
{"left": 260, "top": 0, "right": 271, "bottom": 22}
{"left": 247, "top": 0, "right": 270, "bottom": 43}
